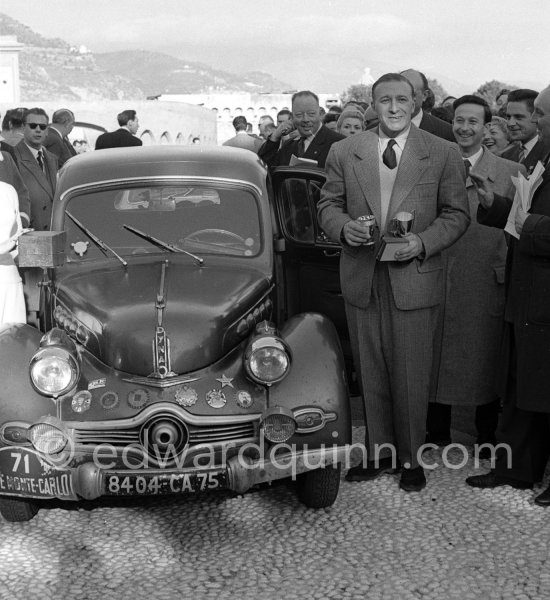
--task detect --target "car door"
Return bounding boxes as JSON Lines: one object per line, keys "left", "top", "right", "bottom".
{"left": 270, "top": 167, "right": 353, "bottom": 378}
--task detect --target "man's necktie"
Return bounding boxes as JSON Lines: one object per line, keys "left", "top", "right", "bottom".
{"left": 297, "top": 137, "right": 307, "bottom": 158}
{"left": 382, "top": 139, "right": 397, "bottom": 169}
{"left": 518, "top": 145, "right": 527, "bottom": 163}
{"left": 463, "top": 159, "right": 471, "bottom": 177}
{"left": 36, "top": 149, "right": 44, "bottom": 172}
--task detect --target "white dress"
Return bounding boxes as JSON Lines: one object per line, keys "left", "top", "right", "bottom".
{"left": 0, "top": 181, "right": 26, "bottom": 324}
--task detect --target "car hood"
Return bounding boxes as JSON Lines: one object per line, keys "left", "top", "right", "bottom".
{"left": 55, "top": 260, "right": 271, "bottom": 375}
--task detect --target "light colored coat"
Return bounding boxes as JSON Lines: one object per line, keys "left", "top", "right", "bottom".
{"left": 318, "top": 125, "right": 470, "bottom": 311}
{"left": 431, "top": 147, "right": 526, "bottom": 406}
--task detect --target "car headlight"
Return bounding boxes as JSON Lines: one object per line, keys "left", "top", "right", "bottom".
{"left": 30, "top": 347, "right": 79, "bottom": 397}
{"left": 261, "top": 406, "right": 297, "bottom": 443}
{"left": 244, "top": 324, "right": 291, "bottom": 385}
{"left": 29, "top": 422, "right": 68, "bottom": 454}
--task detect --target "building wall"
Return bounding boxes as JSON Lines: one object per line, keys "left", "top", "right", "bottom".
{"left": 18, "top": 100, "right": 218, "bottom": 146}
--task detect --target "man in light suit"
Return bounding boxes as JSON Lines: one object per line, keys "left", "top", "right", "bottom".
{"left": 401, "top": 69, "right": 455, "bottom": 142}
{"left": 318, "top": 73, "right": 470, "bottom": 492}
{"left": 14, "top": 108, "right": 58, "bottom": 232}
{"left": 95, "top": 110, "right": 142, "bottom": 150}
{"left": 258, "top": 91, "right": 344, "bottom": 168}
{"left": 44, "top": 108, "right": 77, "bottom": 167}
{"left": 222, "top": 116, "right": 264, "bottom": 152}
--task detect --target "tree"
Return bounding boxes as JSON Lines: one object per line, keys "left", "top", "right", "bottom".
{"left": 341, "top": 84, "right": 372, "bottom": 106}
{"left": 474, "top": 80, "right": 518, "bottom": 108}
{"left": 427, "top": 78, "right": 448, "bottom": 105}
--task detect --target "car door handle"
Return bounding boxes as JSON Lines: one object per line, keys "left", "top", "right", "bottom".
{"left": 323, "top": 250, "right": 340, "bottom": 257}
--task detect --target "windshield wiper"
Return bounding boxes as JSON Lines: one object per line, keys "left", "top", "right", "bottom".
{"left": 122, "top": 224, "right": 204, "bottom": 265}
{"left": 66, "top": 211, "right": 127, "bottom": 267}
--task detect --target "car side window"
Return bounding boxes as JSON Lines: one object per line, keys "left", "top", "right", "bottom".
{"left": 279, "top": 178, "right": 316, "bottom": 243}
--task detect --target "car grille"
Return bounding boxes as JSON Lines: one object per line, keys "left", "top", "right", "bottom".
{"left": 73, "top": 421, "right": 257, "bottom": 447}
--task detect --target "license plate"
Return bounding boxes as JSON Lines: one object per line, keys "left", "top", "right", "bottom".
{"left": 0, "top": 447, "right": 76, "bottom": 500}
{"left": 103, "top": 470, "right": 227, "bottom": 496}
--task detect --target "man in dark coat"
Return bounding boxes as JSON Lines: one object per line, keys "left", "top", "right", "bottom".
{"left": 400, "top": 69, "right": 455, "bottom": 142}
{"left": 13, "top": 108, "right": 58, "bottom": 232}
{"left": 466, "top": 85, "right": 550, "bottom": 505}
{"left": 44, "top": 108, "right": 77, "bottom": 167}
{"left": 258, "top": 91, "right": 344, "bottom": 168}
{"left": 500, "top": 89, "right": 547, "bottom": 176}
{"left": 95, "top": 110, "right": 142, "bottom": 150}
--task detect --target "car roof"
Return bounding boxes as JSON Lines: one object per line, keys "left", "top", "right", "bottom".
{"left": 57, "top": 145, "right": 268, "bottom": 196}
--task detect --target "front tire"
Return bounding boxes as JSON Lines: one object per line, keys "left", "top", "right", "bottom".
{"left": 0, "top": 497, "right": 39, "bottom": 522}
{"left": 296, "top": 464, "right": 341, "bottom": 508}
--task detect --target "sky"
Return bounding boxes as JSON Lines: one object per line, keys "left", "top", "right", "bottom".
{"left": 2, "top": 0, "right": 549, "bottom": 94}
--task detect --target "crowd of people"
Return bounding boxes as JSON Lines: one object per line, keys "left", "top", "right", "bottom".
{"left": 1, "top": 69, "right": 549, "bottom": 505}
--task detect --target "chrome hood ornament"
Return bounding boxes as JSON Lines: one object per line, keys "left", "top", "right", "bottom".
{"left": 150, "top": 260, "right": 176, "bottom": 379}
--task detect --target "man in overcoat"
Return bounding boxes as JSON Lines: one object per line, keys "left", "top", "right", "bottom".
{"left": 318, "top": 73, "right": 470, "bottom": 492}
{"left": 466, "top": 85, "right": 550, "bottom": 505}
{"left": 429, "top": 96, "right": 525, "bottom": 448}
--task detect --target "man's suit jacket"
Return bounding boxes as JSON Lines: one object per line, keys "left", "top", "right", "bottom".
{"left": 95, "top": 128, "right": 143, "bottom": 150}
{"left": 258, "top": 125, "right": 345, "bottom": 168}
{"left": 419, "top": 112, "right": 455, "bottom": 142}
{"left": 0, "top": 151, "right": 31, "bottom": 226}
{"left": 500, "top": 139, "right": 547, "bottom": 176}
{"left": 318, "top": 125, "right": 470, "bottom": 311}
{"left": 222, "top": 133, "right": 264, "bottom": 152}
{"left": 432, "top": 148, "right": 525, "bottom": 406}
{"left": 44, "top": 127, "right": 77, "bottom": 167}
{"left": 478, "top": 157, "right": 550, "bottom": 411}
{"left": 13, "top": 141, "right": 58, "bottom": 231}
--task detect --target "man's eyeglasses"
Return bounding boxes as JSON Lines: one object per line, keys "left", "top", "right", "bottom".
{"left": 26, "top": 123, "right": 48, "bottom": 131}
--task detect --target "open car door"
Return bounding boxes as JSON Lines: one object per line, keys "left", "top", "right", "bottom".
{"left": 270, "top": 166, "right": 353, "bottom": 383}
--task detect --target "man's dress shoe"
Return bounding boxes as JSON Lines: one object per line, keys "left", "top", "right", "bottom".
{"left": 534, "top": 485, "right": 550, "bottom": 506}
{"left": 399, "top": 466, "right": 426, "bottom": 492}
{"left": 465, "top": 470, "right": 532, "bottom": 490}
{"left": 345, "top": 457, "right": 400, "bottom": 482}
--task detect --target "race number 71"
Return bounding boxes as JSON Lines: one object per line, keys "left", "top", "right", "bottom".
{"left": 11, "top": 452, "right": 30, "bottom": 474}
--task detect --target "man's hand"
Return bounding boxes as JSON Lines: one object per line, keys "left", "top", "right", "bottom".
{"left": 394, "top": 233, "right": 424, "bottom": 261}
{"left": 469, "top": 173, "right": 494, "bottom": 209}
{"left": 342, "top": 220, "right": 373, "bottom": 246}
{"left": 515, "top": 206, "right": 528, "bottom": 234}
{"left": 270, "top": 120, "right": 295, "bottom": 143}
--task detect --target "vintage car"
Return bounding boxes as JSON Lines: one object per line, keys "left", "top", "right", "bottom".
{"left": 0, "top": 146, "right": 351, "bottom": 521}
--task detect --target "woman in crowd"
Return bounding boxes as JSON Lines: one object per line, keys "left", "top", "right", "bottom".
{"left": 336, "top": 109, "right": 365, "bottom": 137}
{"left": 483, "top": 116, "right": 516, "bottom": 156}
{"left": 0, "top": 181, "right": 26, "bottom": 325}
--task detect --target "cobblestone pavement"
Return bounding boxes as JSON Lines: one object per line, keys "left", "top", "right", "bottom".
{"left": 1, "top": 427, "right": 549, "bottom": 600}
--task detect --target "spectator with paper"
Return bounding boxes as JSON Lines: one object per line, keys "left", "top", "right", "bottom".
{"left": 465, "top": 85, "right": 550, "bottom": 506}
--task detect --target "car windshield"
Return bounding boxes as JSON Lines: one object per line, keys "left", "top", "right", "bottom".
{"left": 64, "top": 183, "right": 262, "bottom": 261}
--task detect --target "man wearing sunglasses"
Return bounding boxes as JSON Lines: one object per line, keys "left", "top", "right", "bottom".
{"left": 13, "top": 108, "right": 58, "bottom": 232}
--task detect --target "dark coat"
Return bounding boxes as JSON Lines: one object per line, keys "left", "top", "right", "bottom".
{"left": 95, "top": 128, "right": 143, "bottom": 150}
{"left": 478, "top": 160, "right": 550, "bottom": 411}
{"left": 500, "top": 139, "right": 547, "bottom": 176}
{"left": 44, "top": 127, "right": 77, "bottom": 167}
{"left": 419, "top": 112, "right": 455, "bottom": 142}
{"left": 0, "top": 151, "right": 31, "bottom": 226}
{"left": 258, "top": 125, "right": 344, "bottom": 168}
{"left": 432, "top": 148, "right": 526, "bottom": 406}
{"left": 13, "top": 141, "right": 58, "bottom": 231}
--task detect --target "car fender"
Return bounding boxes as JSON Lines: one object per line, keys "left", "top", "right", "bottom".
{"left": 0, "top": 323, "right": 55, "bottom": 422}
{"left": 270, "top": 313, "right": 351, "bottom": 446}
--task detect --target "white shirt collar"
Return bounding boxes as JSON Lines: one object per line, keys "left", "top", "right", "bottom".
{"left": 464, "top": 146, "right": 484, "bottom": 168}
{"left": 523, "top": 135, "right": 538, "bottom": 155}
{"left": 24, "top": 142, "right": 43, "bottom": 159}
{"left": 411, "top": 109, "right": 423, "bottom": 128}
{"left": 379, "top": 125, "right": 412, "bottom": 151}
